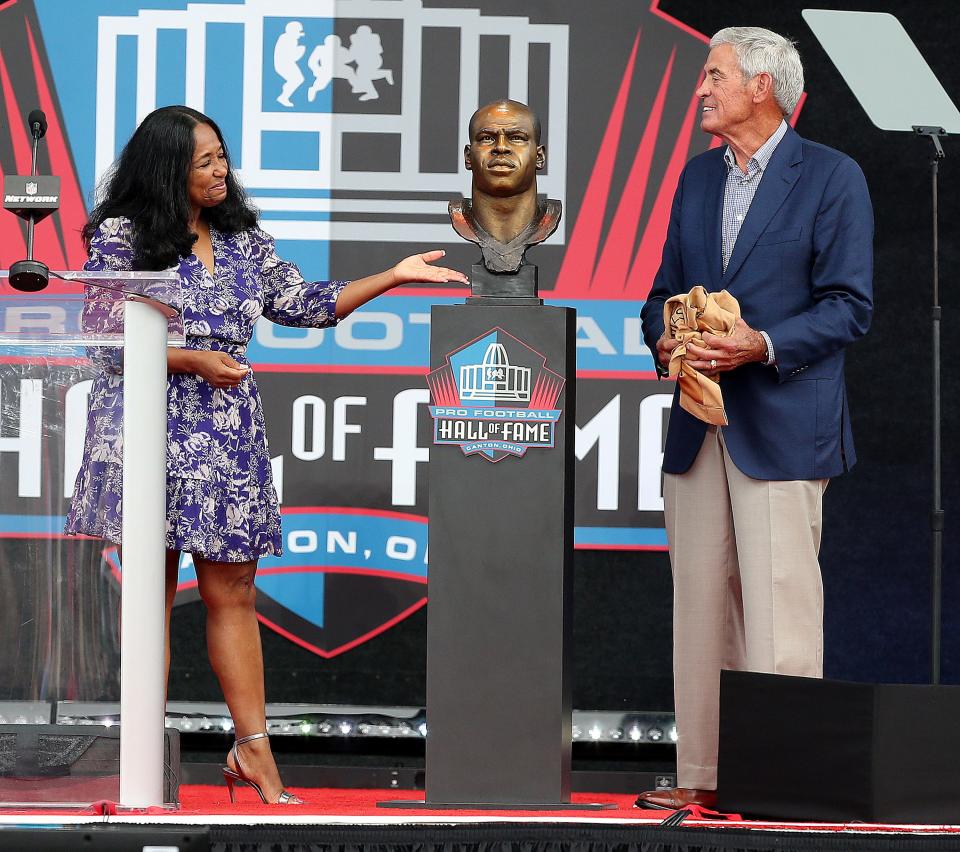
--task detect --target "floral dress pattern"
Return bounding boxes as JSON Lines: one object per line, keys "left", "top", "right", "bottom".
{"left": 65, "top": 217, "right": 346, "bottom": 562}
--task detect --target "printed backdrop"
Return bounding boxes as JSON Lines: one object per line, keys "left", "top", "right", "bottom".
{"left": 5, "top": 0, "right": 955, "bottom": 707}
{"left": 0, "top": 0, "right": 724, "bottom": 664}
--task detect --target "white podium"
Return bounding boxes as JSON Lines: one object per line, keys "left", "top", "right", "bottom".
{"left": 0, "top": 269, "right": 182, "bottom": 808}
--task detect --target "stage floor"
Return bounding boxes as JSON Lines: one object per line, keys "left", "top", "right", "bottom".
{"left": 3, "top": 786, "right": 960, "bottom": 848}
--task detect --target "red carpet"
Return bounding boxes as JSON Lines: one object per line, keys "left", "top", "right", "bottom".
{"left": 0, "top": 786, "right": 649, "bottom": 819}
{"left": 176, "top": 785, "right": 643, "bottom": 817}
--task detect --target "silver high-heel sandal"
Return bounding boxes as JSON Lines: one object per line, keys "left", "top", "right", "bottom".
{"left": 222, "top": 732, "right": 303, "bottom": 804}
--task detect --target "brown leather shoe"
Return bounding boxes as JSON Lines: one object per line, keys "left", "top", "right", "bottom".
{"left": 634, "top": 787, "right": 717, "bottom": 810}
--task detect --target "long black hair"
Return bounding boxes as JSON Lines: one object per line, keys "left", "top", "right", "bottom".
{"left": 83, "top": 105, "right": 258, "bottom": 270}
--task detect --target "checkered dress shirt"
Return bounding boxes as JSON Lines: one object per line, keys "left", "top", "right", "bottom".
{"left": 721, "top": 119, "right": 788, "bottom": 365}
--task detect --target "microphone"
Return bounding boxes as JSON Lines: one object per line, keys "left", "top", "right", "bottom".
{"left": 28, "top": 109, "right": 47, "bottom": 139}
{"left": 7, "top": 264, "right": 50, "bottom": 291}
{"left": 5, "top": 108, "right": 58, "bottom": 291}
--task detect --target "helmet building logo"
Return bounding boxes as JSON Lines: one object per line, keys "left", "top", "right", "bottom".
{"left": 427, "top": 328, "right": 565, "bottom": 463}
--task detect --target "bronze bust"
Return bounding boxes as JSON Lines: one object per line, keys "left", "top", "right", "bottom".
{"left": 449, "top": 99, "right": 561, "bottom": 276}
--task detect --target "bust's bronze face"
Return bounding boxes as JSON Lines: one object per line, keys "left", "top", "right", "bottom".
{"left": 450, "top": 99, "right": 560, "bottom": 275}
{"left": 464, "top": 102, "right": 545, "bottom": 198}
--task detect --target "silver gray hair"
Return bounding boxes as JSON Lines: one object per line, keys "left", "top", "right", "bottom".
{"left": 710, "top": 26, "right": 804, "bottom": 116}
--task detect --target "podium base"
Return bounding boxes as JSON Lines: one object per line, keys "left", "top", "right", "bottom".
{"left": 377, "top": 799, "right": 616, "bottom": 810}
{"left": 0, "top": 723, "right": 180, "bottom": 807}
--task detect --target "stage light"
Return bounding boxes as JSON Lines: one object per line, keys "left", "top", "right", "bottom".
{"left": 51, "top": 701, "right": 678, "bottom": 747}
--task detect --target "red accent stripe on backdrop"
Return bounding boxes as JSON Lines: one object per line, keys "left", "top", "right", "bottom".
{"left": 250, "top": 364, "right": 658, "bottom": 381}
{"left": 0, "top": 356, "right": 659, "bottom": 381}
{"left": 0, "top": 531, "right": 668, "bottom": 553}
{"left": 256, "top": 565, "right": 428, "bottom": 585}
{"left": 589, "top": 48, "right": 677, "bottom": 296}
{"left": 624, "top": 84, "right": 702, "bottom": 297}
{"left": 0, "top": 356, "right": 89, "bottom": 366}
{"left": 0, "top": 47, "right": 29, "bottom": 266}
{"left": 251, "top": 363, "right": 428, "bottom": 375}
{"left": 552, "top": 29, "right": 705, "bottom": 299}
{"left": 0, "top": 172, "right": 27, "bottom": 264}
{"left": 649, "top": 0, "right": 709, "bottom": 44}
{"left": 382, "top": 287, "right": 465, "bottom": 298}
{"left": 281, "top": 506, "right": 427, "bottom": 524}
{"left": 575, "top": 369, "right": 658, "bottom": 380}
{"left": 552, "top": 29, "right": 641, "bottom": 294}
{"left": 256, "top": 597, "right": 428, "bottom": 660}
{"left": 0, "top": 532, "right": 97, "bottom": 539}
{"left": 0, "top": 49, "right": 31, "bottom": 174}
{"left": 25, "top": 16, "right": 88, "bottom": 270}
{"left": 790, "top": 91, "right": 808, "bottom": 125}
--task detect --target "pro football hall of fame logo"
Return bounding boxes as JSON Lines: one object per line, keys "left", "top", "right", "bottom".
{"left": 427, "top": 328, "right": 565, "bottom": 463}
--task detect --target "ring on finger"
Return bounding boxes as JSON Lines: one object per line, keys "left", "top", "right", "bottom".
{"left": 710, "top": 359, "right": 717, "bottom": 369}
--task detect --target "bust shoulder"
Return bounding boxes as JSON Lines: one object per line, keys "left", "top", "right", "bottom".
{"left": 448, "top": 196, "right": 562, "bottom": 273}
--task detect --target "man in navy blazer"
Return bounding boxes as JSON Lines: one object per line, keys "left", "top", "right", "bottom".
{"left": 636, "top": 27, "right": 873, "bottom": 810}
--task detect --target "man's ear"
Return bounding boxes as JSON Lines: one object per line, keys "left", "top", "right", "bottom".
{"left": 464, "top": 144, "right": 473, "bottom": 171}
{"left": 536, "top": 145, "right": 546, "bottom": 170}
{"left": 752, "top": 72, "right": 774, "bottom": 104}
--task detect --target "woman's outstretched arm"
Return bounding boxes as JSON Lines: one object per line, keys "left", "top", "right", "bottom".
{"left": 334, "top": 250, "right": 468, "bottom": 318}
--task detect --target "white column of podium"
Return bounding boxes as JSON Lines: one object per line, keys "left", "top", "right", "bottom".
{"left": 119, "top": 298, "right": 169, "bottom": 807}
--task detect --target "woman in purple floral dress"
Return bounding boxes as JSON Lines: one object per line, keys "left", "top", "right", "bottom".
{"left": 66, "top": 106, "right": 466, "bottom": 804}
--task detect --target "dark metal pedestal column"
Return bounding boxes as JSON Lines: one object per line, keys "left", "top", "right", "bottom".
{"left": 382, "top": 302, "right": 609, "bottom": 810}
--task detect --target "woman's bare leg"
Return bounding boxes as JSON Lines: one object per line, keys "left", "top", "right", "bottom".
{"left": 164, "top": 550, "right": 180, "bottom": 690}
{"left": 194, "top": 555, "right": 292, "bottom": 803}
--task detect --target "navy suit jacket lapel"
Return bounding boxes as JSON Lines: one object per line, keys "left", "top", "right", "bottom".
{"left": 721, "top": 126, "right": 804, "bottom": 286}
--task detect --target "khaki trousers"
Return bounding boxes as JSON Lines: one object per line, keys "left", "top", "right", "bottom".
{"left": 663, "top": 427, "right": 827, "bottom": 790}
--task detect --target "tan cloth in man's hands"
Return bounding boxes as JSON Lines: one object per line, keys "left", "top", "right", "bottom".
{"left": 663, "top": 285, "right": 741, "bottom": 426}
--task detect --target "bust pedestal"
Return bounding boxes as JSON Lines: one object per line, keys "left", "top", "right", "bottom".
{"left": 466, "top": 263, "right": 541, "bottom": 305}
{"left": 381, "top": 270, "right": 609, "bottom": 810}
